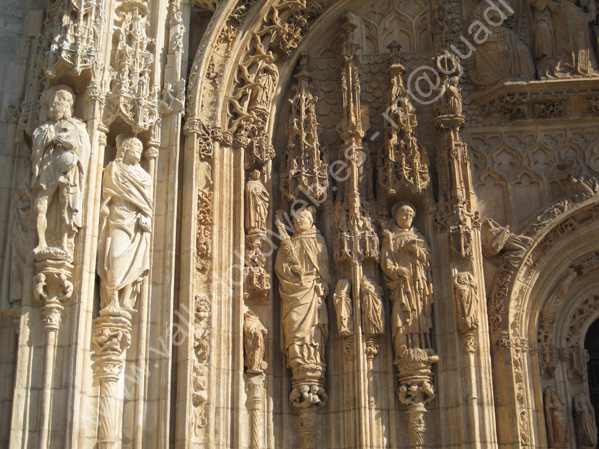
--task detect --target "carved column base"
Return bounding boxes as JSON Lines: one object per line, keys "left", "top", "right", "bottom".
{"left": 92, "top": 314, "right": 132, "bottom": 449}
{"left": 395, "top": 347, "right": 439, "bottom": 449}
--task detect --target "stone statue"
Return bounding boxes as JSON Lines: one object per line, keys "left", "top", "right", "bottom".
{"left": 243, "top": 310, "right": 268, "bottom": 374}
{"left": 544, "top": 386, "right": 568, "bottom": 448}
{"left": 481, "top": 218, "right": 533, "bottom": 267}
{"left": 275, "top": 207, "right": 330, "bottom": 372}
{"left": 574, "top": 392, "right": 598, "bottom": 449}
{"left": 245, "top": 170, "right": 269, "bottom": 233}
{"left": 554, "top": 158, "right": 599, "bottom": 202}
{"left": 453, "top": 272, "right": 478, "bottom": 333}
{"left": 31, "top": 85, "right": 91, "bottom": 256}
{"left": 333, "top": 279, "right": 353, "bottom": 337}
{"left": 381, "top": 203, "right": 433, "bottom": 353}
{"left": 360, "top": 276, "right": 384, "bottom": 336}
{"left": 531, "top": 0, "right": 598, "bottom": 78}
{"left": 435, "top": 76, "right": 463, "bottom": 116}
{"left": 97, "top": 135, "right": 153, "bottom": 314}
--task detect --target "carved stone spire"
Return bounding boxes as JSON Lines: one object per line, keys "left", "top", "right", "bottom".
{"left": 280, "top": 55, "right": 329, "bottom": 205}
{"left": 379, "top": 43, "right": 430, "bottom": 197}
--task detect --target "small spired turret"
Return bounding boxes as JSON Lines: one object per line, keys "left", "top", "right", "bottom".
{"left": 280, "top": 54, "right": 329, "bottom": 205}
{"left": 378, "top": 42, "right": 431, "bottom": 197}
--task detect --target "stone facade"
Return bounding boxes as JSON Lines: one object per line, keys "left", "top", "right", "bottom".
{"left": 0, "top": 1, "right": 599, "bottom": 448}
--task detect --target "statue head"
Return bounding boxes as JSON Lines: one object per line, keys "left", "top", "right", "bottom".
{"left": 250, "top": 170, "right": 261, "bottom": 181}
{"left": 47, "top": 86, "right": 74, "bottom": 121}
{"left": 292, "top": 206, "right": 315, "bottom": 233}
{"left": 392, "top": 202, "right": 415, "bottom": 230}
{"left": 116, "top": 134, "right": 143, "bottom": 164}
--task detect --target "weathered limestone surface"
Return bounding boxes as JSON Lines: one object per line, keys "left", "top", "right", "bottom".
{"left": 0, "top": 1, "right": 599, "bottom": 448}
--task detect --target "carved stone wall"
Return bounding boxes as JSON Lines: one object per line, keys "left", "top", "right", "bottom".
{"left": 0, "top": 0, "right": 598, "bottom": 448}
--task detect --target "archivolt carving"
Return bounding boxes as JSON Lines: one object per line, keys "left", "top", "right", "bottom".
{"left": 192, "top": 294, "right": 212, "bottom": 432}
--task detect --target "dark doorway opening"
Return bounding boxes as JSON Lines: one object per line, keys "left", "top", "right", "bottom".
{"left": 584, "top": 319, "right": 599, "bottom": 433}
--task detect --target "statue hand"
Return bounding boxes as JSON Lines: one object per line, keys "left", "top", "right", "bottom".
{"left": 290, "top": 264, "right": 304, "bottom": 277}
{"left": 396, "top": 267, "right": 410, "bottom": 278}
{"left": 101, "top": 206, "right": 110, "bottom": 218}
{"left": 138, "top": 215, "right": 152, "bottom": 232}
{"left": 53, "top": 133, "right": 73, "bottom": 149}
{"left": 314, "top": 282, "right": 327, "bottom": 297}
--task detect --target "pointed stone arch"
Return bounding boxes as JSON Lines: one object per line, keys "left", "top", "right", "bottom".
{"left": 487, "top": 196, "right": 599, "bottom": 448}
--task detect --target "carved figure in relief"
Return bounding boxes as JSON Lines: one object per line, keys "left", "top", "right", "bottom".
{"left": 531, "top": 0, "right": 598, "bottom": 78}
{"left": 5, "top": 183, "right": 31, "bottom": 307}
{"left": 275, "top": 207, "right": 330, "bottom": 370}
{"left": 554, "top": 158, "right": 599, "bottom": 202}
{"left": 243, "top": 310, "right": 268, "bottom": 374}
{"left": 453, "top": 272, "right": 479, "bottom": 333}
{"left": 360, "top": 276, "right": 384, "bottom": 336}
{"left": 381, "top": 203, "right": 433, "bottom": 352}
{"left": 574, "top": 392, "right": 598, "bottom": 448}
{"left": 333, "top": 279, "right": 353, "bottom": 337}
{"left": 245, "top": 170, "right": 269, "bottom": 233}
{"left": 481, "top": 218, "right": 533, "bottom": 266}
{"left": 544, "top": 386, "right": 568, "bottom": 448}
{"left": 97, "top": 135, "right": 153, "bottom": 314}
{"left": 32, "top": 86, "right": 91, "bottom": 255}
{"left": 469, "top": 2, "right": 534, "bottom": 84}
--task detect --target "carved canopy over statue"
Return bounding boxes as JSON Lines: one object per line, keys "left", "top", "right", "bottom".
{"left": 275, "top": 207, "right": 330, "bottom": 372}
{"left": 381, "top": 203, "right": 433, "bottom": 354}
{"left": 97, "top": 135, "right": 153, "bottom": 315}
{"left": 32, "top": 85, "right": 91, "bottom": 257}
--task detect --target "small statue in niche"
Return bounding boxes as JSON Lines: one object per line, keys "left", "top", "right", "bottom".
{"left": 380, "top": 202, "right": 433, "bottom": 353}
{"left": 360, "top": 276, "right": 384, "bottom": 336}
{"left": 435, "top": 76, "right": 462, "bottom": 117}
{"left": 31, "top": 85, "right": 91, "bottom": 256}
{"left": 544, "top": 386, "right": 568, "bottom": 448}
{"left": 453, "top": 271, "right": 479, "bottom": 334}
{"left": 574, "top": 392, "right": 598, "bottom": 449}
{"left": 243, "top": 310, "right": 268, "bottom": 374}
{"left": 245, "top": 170, "right": 269, "bottom": 234}
{"left": 275, "top": 206, "right": 330, "bottom": 372}
{"left": 481, "top": 218, "right": 533, "bottom": 267}
{"left": 97, "top": 135, "right": 153, "bottom": 314}
{"left": 333, "top": 279, "right": 353, "bottom": 337}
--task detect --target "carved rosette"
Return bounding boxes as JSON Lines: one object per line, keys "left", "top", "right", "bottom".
{"left": 379, "top": 43, "right": 430, "bottom": 198}
{"left": 395, "top": 347, "right": 439, "bottom": 449}
{"left": 280, "top": 55, "right": 328, "bottom": 204}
